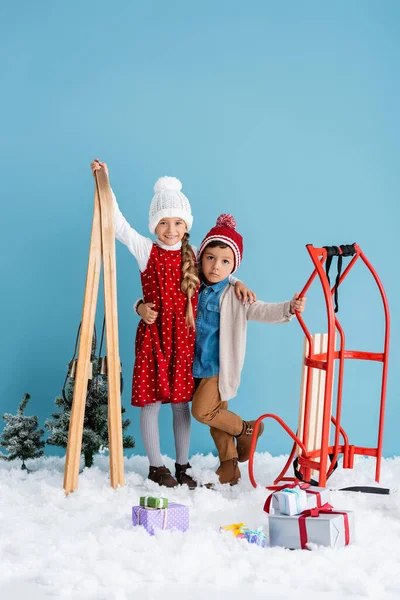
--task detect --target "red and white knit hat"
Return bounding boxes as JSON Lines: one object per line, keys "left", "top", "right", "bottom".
{"left": 198, "top": 214, "right": 243, "bottom": 273}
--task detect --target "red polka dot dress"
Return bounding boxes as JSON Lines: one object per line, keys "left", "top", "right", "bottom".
{"left": 132, "top": 244, "right": 199, "bottom": 407}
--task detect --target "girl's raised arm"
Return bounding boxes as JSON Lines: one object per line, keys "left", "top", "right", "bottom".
{"left": 112, "top": 190, "right": 153, "bottom": 271}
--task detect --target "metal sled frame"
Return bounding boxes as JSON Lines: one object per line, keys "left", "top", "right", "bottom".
{"left": 248, "top": 243, "right": 390, "bottom": 489}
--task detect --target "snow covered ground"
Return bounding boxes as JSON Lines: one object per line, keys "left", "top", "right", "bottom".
{"left": 1, "top": 452, "right": 399, "bottom": 600}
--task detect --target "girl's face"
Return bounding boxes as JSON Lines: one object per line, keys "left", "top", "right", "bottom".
{"left": 155, "top": 217, "right": 187, "bottom": 246}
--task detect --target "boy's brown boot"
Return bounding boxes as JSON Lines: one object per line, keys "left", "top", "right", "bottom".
{"left": 148, "top": 465, "right": 178, "bottom": 488}
{"left": 236, "top": 420, "right": 265, "bottom": 462}
{"left": 216, "top": 458, "right": 241, "bottom": 485}
{"left": 175, "top": 462, "right": 197, "bottom": 489}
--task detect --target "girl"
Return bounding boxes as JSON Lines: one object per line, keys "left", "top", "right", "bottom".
{"left": 90, "top": 160, "right": 253, "bottom": 488}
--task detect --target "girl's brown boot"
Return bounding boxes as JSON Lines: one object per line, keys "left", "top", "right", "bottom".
{"left": 175, "top": 462, "right": 197, "bottom": 489}
{"left": 148, "top": 465, "right": 178, "bottom": 488}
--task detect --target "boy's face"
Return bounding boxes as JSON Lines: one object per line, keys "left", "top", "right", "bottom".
{"left": 201, "top": 245, "right": 235, "bottom": 285}
{"left": 155, "top": 217, "right": 187, "bottom": 246}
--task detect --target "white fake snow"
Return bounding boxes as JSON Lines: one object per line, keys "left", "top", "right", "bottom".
{"left": 1, "top": 452, "right": 400, "bottom": 600}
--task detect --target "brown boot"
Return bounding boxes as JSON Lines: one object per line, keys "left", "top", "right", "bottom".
{"left": 175, "top": 463, "right": 197, "bottom": 489}
{"left": 236, "top": 420, "right": 265, "bottom": 463}
{"left": 148, "top": 465, "right": 178, "bottom": 488}
{"left": 216, "top": 458, "right": 241, "bottom": 485}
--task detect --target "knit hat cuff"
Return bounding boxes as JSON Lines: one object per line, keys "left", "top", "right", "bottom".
{"left": 198, "top": 233, "right": 242, "bottom": 273}
{"left": 149, "top": 208, "right": 193, "bottom": 234}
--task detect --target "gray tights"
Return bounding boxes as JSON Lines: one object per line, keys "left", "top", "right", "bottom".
{"left": 140, "top": 401, "right": 191, "bottom": 467}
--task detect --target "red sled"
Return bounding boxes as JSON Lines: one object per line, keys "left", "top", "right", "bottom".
{"left": 248, "top": 243, "right": 390, "bottom": 490}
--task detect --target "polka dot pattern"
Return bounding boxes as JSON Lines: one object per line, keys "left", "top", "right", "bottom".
{"left": 132, "top": 244, "right": 199, "bottom": 407}
{"left": 132, "top": 503, "right": 190, "bottom": 535}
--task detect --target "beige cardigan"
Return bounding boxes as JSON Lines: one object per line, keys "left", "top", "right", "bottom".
{"left": 218, "top": 285, "right": 293, "bottom": 401}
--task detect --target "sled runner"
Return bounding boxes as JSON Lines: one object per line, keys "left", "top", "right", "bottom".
{"left": 248, "top": 244, "right": 390, "bottom": 490}
{"left": 63, "top": 169, "right": 124, "bottom": 494}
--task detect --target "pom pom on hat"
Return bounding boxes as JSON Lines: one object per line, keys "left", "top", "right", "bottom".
{"left": 154, "top": 176, "right": 182, "bottom": 194}
{"left": 216, "top": 213, "right": 236, "bottom": 229}
{"left": 198, "top": 213, "right": 243, "bottom": 273}
{"left": 149, "top": 176, "right": 193, "bottom": 234}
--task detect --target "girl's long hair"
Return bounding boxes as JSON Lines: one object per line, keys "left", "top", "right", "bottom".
{"left": 181, "top": 232, "right": 199, "bottom": 328}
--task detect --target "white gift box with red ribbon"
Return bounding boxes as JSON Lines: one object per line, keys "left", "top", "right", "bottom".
{"left": 268, "top": 503, "right": 355, "bottom": 550}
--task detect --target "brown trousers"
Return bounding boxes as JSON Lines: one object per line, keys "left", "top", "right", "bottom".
{"left": 191, "top": 375, "right": 243, "bottom": 462}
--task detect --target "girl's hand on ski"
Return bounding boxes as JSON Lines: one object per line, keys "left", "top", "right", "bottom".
{"left": 290, "top": 292, "right": 306, "bottom": 314}
{"left": 235, "top": 281, "right": 257, "bottom": 305}
{"left": 137, "top": 302, "right": 158, "bottom": 325}
{"left": 91, "top": 159, "right": 109, "bottom": 178}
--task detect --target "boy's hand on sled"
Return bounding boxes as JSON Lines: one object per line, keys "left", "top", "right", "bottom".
{"left": 137, "top": 302, "right": 158, "bottom": 325}
{"left": 235, "top": 281, "right": 257, "bottom": 305}
{"left": 91, "top": 158, "right": 109, "bottom": 178}
{"left": 290, "top": 293, "right": 306, "bottom": 314}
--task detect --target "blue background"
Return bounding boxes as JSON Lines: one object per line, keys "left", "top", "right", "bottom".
{"left": 1, "top": 1, "right": 399, "bottom": 462}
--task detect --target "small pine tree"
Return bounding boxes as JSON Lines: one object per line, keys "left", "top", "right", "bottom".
{"left": 0, "top": 393, "right": 45, "bottom": 470}
{"left": 46, "top": 333, "right": 134, "bottom": 468}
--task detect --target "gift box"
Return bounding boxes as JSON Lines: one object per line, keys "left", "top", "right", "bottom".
{"left": 268, "top": 503, "right": 355, "bottom": 550}
{"left": 241, "top": 526, "right": 267, "bottom": 548}
{"left": 132, "top": 502, "right": 189, "bottom": 536}
{"left": 265, "top": 483, "right": 330, "bottom": 515}
{"left": 273, "top": 486, "right": 308, "bottom": 516}
{"left": 139, "top": 495, "right": 168, "bottom": 509}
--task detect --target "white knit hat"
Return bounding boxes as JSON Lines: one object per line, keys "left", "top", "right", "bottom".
{"left": 148, "top": 176, "right": 193, "bottom": 234}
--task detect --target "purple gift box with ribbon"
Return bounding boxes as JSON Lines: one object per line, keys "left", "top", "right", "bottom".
{"left": 132, "top": 502, "right": 189, "bottom": 536}
{"left": 242, "top": 526, "right": 267, "bottom": 548}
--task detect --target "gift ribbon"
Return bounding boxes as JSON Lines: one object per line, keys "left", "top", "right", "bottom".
{"left": 241, "top": 525, "right": 264, "bottom": 535}
{"left": 264, "top": 482, "right": 322, "bottom": 513}
{"left": 281, "top": 487, "right": 304, "bottom": 514}
{"left": 240, "top": 526, "right": 267, "bottom": 544}
{"left": 301, "top": 486, "right": 322, "bottom": 508}
{"left": 137, "top": 507, "right": 168, "bottom": 530}
{"left": 298, "top": 503, "right": 350, "bottom": 550}
{"left": 220, "top": 523, "right": 246, "bottom": 537}
{"left": 140, "top": 494, "right": 167, "bottom": 508}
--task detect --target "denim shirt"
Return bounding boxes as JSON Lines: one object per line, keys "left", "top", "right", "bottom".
{"left": 192, "top": 277, "right": 230, "bottom": 379}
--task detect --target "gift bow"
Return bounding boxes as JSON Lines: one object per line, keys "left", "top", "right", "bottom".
{"left": 264, "top": 482, "right": 323, "bottom": 514}
{"left": 280, "top": 486, "right": 305, "bottom": 513}
{"left": 240, "top": 525, "right": 266, "bottom": 540}
{"left": 220, "top": 523, "right": 246, "bottom": 537}
{"left": 282, "top": 486, "right": 302, "bottom": 497}
{"left": 300, "top": 502, "right": 333, "bottom": 517}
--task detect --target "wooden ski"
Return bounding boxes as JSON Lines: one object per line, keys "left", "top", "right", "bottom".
{"left": 95, "top": 169, "right": 124, "bottom": 489}
{"left": 63, "top": 169, "right": 124, "bottom": 494}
